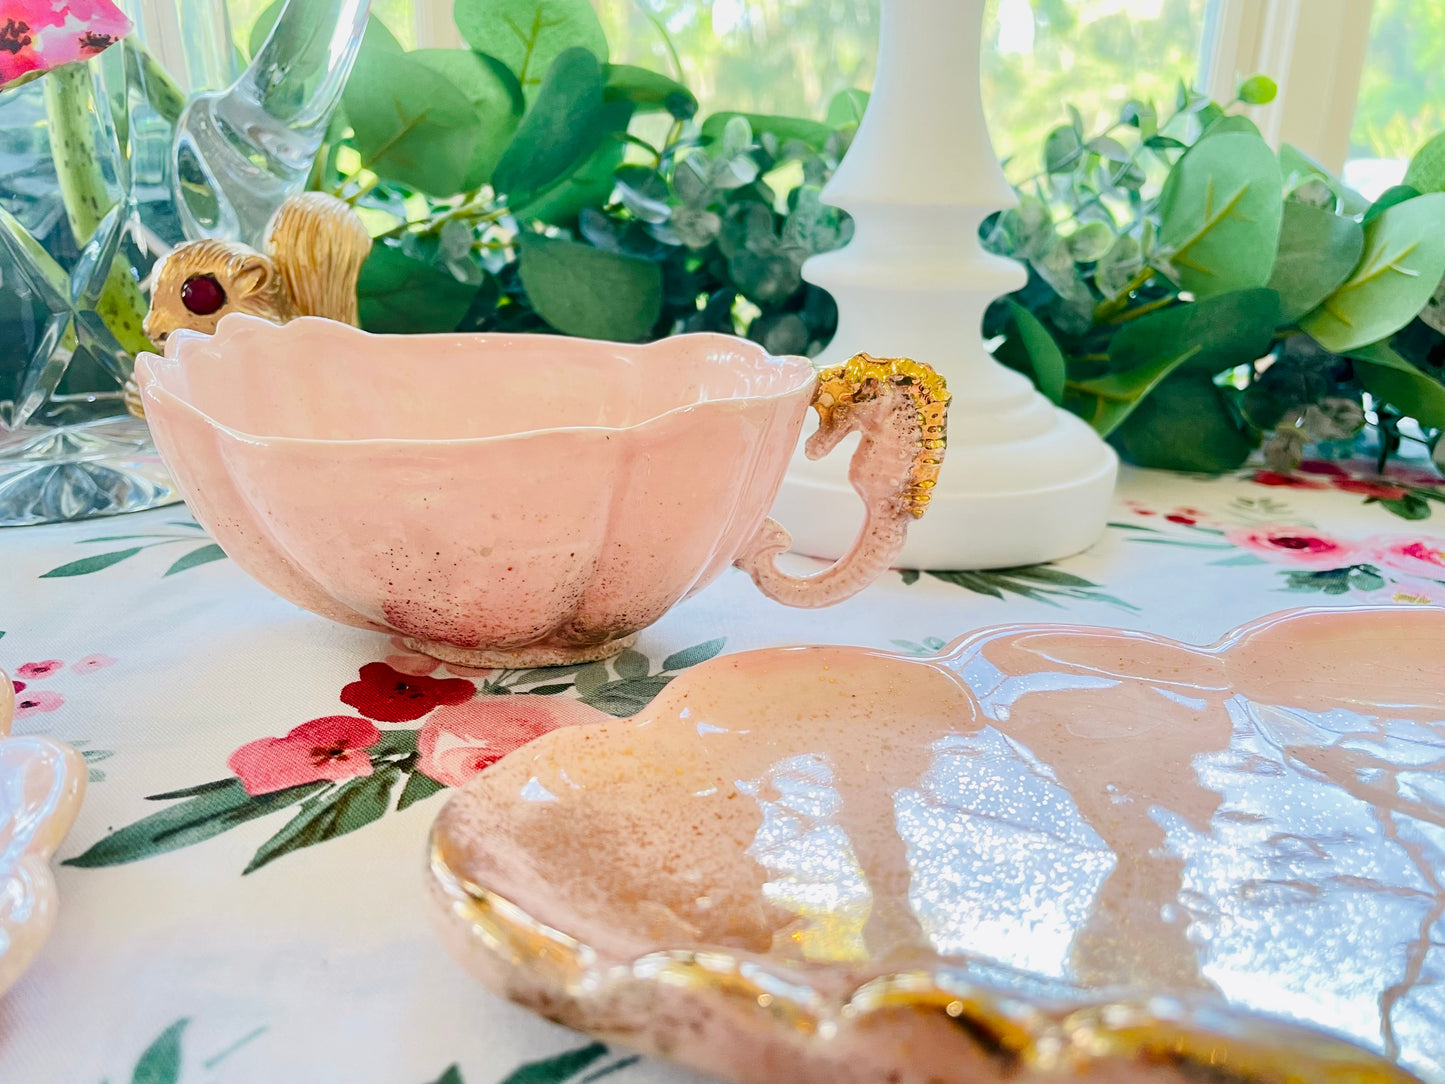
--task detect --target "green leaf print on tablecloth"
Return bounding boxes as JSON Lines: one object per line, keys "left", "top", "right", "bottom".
{"left": 112, "top": 1019, "right": 630, "bottom": 1084}
{"left": 40, "top": 522, "right": 226, "bottom": 579}
{"left": 65, "top": 639, "right": 726, "bottom": 875}
{"left": 900, "top": 565, "right": 1136, "bottom": 610}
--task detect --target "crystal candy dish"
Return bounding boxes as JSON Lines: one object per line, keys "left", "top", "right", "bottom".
{"left": 428, "top": 606, "right": 1445, "bottom": 1084}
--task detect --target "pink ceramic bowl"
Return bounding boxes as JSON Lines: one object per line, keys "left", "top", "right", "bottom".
{"left": 136, "top": 316, "right": 947, "bottom": 666}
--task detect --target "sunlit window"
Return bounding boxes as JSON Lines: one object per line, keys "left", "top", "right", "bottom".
{"left": 225, "top": 0, "right": 1210, "bottom": 177}
{"left": 1344, "top": 0, "right": 1445, "bottom": 200}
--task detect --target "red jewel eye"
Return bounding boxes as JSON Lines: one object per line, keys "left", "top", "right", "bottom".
{"left": 180, "top": 273, "right": 226, "bottom": 315}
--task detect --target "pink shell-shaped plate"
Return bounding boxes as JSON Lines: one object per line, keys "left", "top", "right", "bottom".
{"left": 0, "top": 675, "right": 86, "bottom": 997}
{"left": 135, "top": 316, "right": 812, "bottom": 657}
{"left": 429, "top": 606, "right": 1445, "bottom": 1084}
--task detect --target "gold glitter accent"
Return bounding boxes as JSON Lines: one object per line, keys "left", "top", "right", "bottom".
{"left": 812, "top": 353, "right": 950, "bottom": 518}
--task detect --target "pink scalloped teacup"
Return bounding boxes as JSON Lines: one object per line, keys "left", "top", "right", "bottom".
{"left": 135, "top": 316, "right": 948, "bottom": 666}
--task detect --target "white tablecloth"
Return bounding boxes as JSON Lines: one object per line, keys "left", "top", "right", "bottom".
{"left": 2, "top": 460, "right": 1443, "bottom": 1083}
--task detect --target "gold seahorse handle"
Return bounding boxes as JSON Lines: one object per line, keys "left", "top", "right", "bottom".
{"left": 734, "top": 353, "right": 949, "bottom": 608}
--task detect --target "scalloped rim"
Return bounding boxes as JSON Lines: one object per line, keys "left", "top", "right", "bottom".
{"left": 135, "top": 315, "right": 818, "bottom": 449}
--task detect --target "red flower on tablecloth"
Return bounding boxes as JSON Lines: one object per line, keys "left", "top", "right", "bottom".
{"left": 416, "top": 695, "right": 606, "bottom": 787}
{"left": 1371, "top": 538, "right": 1445, "bottom": 580}
{"left": 1334, "top": 478, "right": 1411, "bottom": 501}
{"left": 16, "top": 659, "right": 63, "bottom": 679}
{"left": 1225, "top": 525, "right": 1361, "bottom": 569}
{"left": 1297, "top": 460, "right": 1349, "bottom": 478}
{"left": 15, "top": 689, "right": 63, "bottom": 718}
{"left": 340, "top": 661, "right": 474, "bottom": 723}
{"left": 71, "top": 653, "right": 116, "bottom": 674}
{"left": 0, "top": 1, "right": 131, "bottom": 90}
{"left": 1250, "top": 470, "right": 1328, "bottom": 490}
{"left": 11, "top": 680, "right": 23, "bottom": 693}
{"left": 228, "top": 715, "right": 381, "bottom": 796}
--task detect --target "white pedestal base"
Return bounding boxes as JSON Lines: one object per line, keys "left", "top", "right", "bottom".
{"left": 774, "top": 401, "right": 1118, "bottom": 571}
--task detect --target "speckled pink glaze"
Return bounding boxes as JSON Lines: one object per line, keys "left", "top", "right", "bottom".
{"left": 0, "top": 670, "right": 87, "bottom": 997}
{"left": 428, "top": 607, "right": 1444, "bottom": 1084}
{"left": 135, "top": 317, "right": 933, "bottom": 664}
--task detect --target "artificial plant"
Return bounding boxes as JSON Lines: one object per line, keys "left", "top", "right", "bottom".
{"left": 982, "top": 78, "right": 1445, "bottom": 483}
{"left": 247, "top": 0, "right": 857, "bottom": 358}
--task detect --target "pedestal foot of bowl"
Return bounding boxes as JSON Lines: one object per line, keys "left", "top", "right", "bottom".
{"left": 402, "top": 634, "right": 639, "bottom": 669}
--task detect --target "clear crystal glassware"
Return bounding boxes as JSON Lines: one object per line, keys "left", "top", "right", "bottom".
{"left": 0, "top": 45, "right": 177, "bottom": 526}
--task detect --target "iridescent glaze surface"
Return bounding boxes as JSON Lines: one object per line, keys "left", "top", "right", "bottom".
{"left": 0, "top": 671, "right": 86, "bottom": 997}
{"left": 429, "top": 606, "right": 1445, "bottom": 1084}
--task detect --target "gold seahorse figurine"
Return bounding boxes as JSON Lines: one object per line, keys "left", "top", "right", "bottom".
{"left": 124, "top": 192, "right": 372, "bottom": 419}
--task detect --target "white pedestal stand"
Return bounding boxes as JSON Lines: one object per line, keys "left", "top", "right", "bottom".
{"left": 772, "top": 0, "right": 1117, "bottom": 570}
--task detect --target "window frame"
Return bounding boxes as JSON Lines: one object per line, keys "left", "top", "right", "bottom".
{"left": 1200, "top": 0, "right": 1375, "bottom": 173}
{"left": 176, "top": 0, "right": 1377, "bottom": 175}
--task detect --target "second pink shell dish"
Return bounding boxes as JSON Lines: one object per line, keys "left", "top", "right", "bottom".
{"left": 429, "top": 606, "right": 1445, "bottom": 1084}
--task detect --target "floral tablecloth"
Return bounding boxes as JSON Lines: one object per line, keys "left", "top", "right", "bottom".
{"left": 1, "top": 459, "right": 1443, "bottom": 1084}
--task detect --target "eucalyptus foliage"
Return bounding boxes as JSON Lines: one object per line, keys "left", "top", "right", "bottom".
{"left": 983, "top": 78, "right": 1445, "bottom": 477}
{"left": 257, "top": 0, "right": 854, "bottom": 357}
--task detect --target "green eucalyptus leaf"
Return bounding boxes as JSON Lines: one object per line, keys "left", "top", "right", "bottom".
{"left": 1110, "top": 373, "right": 1255, "bottom": 472}
{"left": 614, "top": 164, "right": 671, "bottom": 223}
{"left": 1086, "top": 136, "right": 1129, "bottom": 164}
{"left": 1070, "top": 343, "right": 1204, "bottom": 436}
{"left": 518, "top": 232, "right": 662, "bottom": 340}
{"left": 1237, "top": 75, "right": 1278, "bottom": 105}
{"left": 357, "top": 244, "right": 480, "bottom": 334}
{"left": 1006, "top": 300, "right": 1065, "bottom": 404}
{"left": 826, "top": 88, "right": 870, "bottom": 128}
{"left": 1066, "top": 221, "right": 1115, "bottom": 262}
{"left": 1044, "top": 125, "right": 1084, "bottom": 173}
{"left": 1109, "top": 289, "right": 1280, "bottom": 376}
{"left": 1404, "top": 131, "right": 1445, "bottom": 193}
{"left": 512, "top": 136, "right": 627, "bottom": 227}
{"left": 1299, "top": 193, "right": 1445, "bottom": 353}
{"left": 454, "top": 0, "right": 607, "bottom": 97}
{"left": 1122, "top": 100, "right": 1157, "bottom": 139}
{"left": 1349, "top": 341, "right": 1445, "bottom": 429}
{"left": 1199, "top": 114, "right": 1262, "bottom": 140}
{"left": 700, "top": 112, "right": 831, "bottom": 151}
{"left": 1268, "top": 202, "right": 1365, "bottom": 323}
{"left": 491, "top": 48, "right": 616, "bottom": 205}
{"left": 603, "top": 64, "right": 697, "bottom": 119}
{"left": 1157, "top": 131, "right": 1284, "bottom": 298}
{"left": 342, "top": 50, "right": 480, "bottom": 196}
{"left": 1097, "top": 234, "right": 1144, "bottom": 299}
{"left": 1363, "top": 185, "right": 1421, "bottom": 224}
{"left": 410, "top": 49, "right": 523, "bottom": 188}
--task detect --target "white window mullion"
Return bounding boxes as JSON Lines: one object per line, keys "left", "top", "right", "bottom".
{"left": 1201, "top": 0, "right": 1374, "bottom": 175}
{"left": 414, "top": 0, "right": 465, "bottom": 49}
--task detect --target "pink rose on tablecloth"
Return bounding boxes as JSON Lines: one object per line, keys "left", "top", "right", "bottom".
{"left": 1370, "top": 538, "right": 1445, "bottom": 580}
{"left": 1225, "top": 525, "right": 1361, "bottom": 569}
{"left": 417, "top": 695, "right": 606, "bottom": 788}
{"left": 15, "top": 660, "right": 62, "bottom": 679}
{"left": 340, "top": 661, "right": 475, "bottom": 723}
{"left": 15, "top": 689, "right": 63, "bottom": 717}
{"left": 71, "top": 653, "right": 116, "bottom": 674}
{"left": 228, "top": 715, "right": 381, "bottom": 796}
{"left": 0, "top": 1, "right": 131, "bottom": 89}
